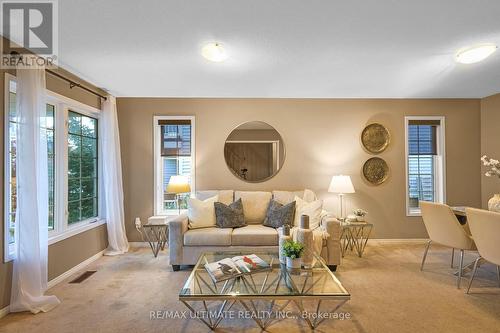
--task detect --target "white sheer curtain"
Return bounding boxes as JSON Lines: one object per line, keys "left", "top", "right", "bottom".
{"left": 10, "top": 68, "right": 60, "bottom": 313}
{"left": 102, "top": 95, "right": 129, "bottom": 255}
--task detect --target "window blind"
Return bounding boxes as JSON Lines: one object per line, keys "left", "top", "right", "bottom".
{"left": 160, "top": 120, "right": 192, "bottom": 157}
{"left": 408, "top": 121, "right": 439, "bottom": 155}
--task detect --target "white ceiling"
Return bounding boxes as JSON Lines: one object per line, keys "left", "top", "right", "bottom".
{"left": 58, "top": 0, "right": 500, "bottom": 98}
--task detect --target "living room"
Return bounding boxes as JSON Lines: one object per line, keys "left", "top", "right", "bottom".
{"left": 1, "top": 1, "right": 500, "bottom": 332}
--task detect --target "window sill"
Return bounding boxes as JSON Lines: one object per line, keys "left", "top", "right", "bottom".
{"left": 407, "top": 210, "right": 422, "bottom": 217}
{"left": 156, "top": 210, "right": 188, "bottom": 217}
{"left": 48, "top": 219, "right": 106, "bottom": 245}
{"left": 4, "top": 220, "right": 107, "bottom": 262}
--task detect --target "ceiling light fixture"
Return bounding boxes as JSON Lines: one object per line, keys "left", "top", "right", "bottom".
{"left": 201, "top": 42, "right": 228, "bottom": 62}
{"left": 455, "top": 44, "right": 497, "bottom": 64}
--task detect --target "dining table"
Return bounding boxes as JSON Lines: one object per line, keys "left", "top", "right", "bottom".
{"left": 451, "top": 206, "right": 468, "bottom": 225}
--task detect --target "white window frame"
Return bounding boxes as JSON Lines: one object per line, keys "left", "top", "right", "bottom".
{"left": 4, "top": 73, "right": 106, "bottom": 262}
{"left": 153, "top": 116, "right": 195, "bottom": 216}
{"left": 404, "top": 116, "right": 446, "bottom": 217}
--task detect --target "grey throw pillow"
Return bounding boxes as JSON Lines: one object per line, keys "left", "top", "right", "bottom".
{"left": 215, "top": 199, "right": 246, "bottom": 228}
{"left": 263, "top": 200, "right": 296, "bottom": 228}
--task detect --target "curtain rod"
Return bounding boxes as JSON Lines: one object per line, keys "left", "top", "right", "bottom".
{"left": 45, "top": 69, "right": 107, "bottom": 100}
{"left": 9, "top": 51, "right": 107, "bottom": 100}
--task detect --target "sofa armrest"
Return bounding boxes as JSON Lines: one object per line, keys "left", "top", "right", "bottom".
{"left": 169, "top": 213, "right": 188, "bottom": 265}
{"left": 321, "top": 213, "right": 342, "bottom": 266}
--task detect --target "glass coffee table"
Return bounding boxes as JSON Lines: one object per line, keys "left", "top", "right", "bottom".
{"left": 179, "top": 251, "right": 350, "bottom": 330}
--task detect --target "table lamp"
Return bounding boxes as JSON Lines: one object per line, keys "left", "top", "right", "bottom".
{"left": 328, "top": 175, "right": 355, "bottom": 221}
{"left": 167, "top": 175, "right": 191, "bottom": 215}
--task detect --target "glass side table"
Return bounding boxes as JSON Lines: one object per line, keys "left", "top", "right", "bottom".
{"left": 340, "top": 221, "right": 373, "bottom": 258}
{"left": 136, "top": 216, "right": 169, "bottom": 258}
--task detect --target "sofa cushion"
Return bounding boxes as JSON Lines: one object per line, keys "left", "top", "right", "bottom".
{"left": 294, "top": 196, "right": 323, "bottom": 229}
{"left": 235, "top": 191, "right": 272, "bottom": 224}
{"left": 187, "top": 195, "right": 219, "bottom": 229}
{"left": 231, "top": 225, "right": 278, "bottom": 246}
{"left": 272, "top": 190, "right": 304, "bottom": 205}
{"left": 195, "top": 190, "right": 234, "bottom": 205}
{"left": 303, "top": 189, "right": 317, "bottom": 203}
{"left": 272, "top": 189, "right": 317, "bottom": 205}
{"left": 184, "top": 227, "right": 232, "bottom": 246}
{"left": 215, "top": 199, "right": 246, "bottom": 228}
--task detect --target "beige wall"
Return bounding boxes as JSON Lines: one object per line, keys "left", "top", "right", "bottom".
{"left": 0, "top": 61, "right": 108, "bottom": 309}
{"left": 480, "top": 93, "right": 500, "bottom": 207}
{"left": 48, "top": 224, "right": 108, "bottom": 280}
{"left": 117, "top": 98, "right": 482, "bottom": 242}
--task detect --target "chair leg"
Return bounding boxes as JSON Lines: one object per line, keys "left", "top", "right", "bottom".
{"left": 451, "top": 248, "right": 455, "bottom": 268}
{"left": 466, "top": 256, "right": 482, "bottom": 294}
{"left": 421, "top": 240, "right": 432, "bottom": 271}
{"left": 457, "top": 249, "right": 464, "bottom": 289}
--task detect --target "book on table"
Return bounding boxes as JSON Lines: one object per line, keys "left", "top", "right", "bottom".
{"left": 204, "top": 254, "right": 271, "bottom": 283}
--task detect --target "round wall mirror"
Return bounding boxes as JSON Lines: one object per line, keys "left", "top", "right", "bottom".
{"left": 224, "top": 121, "right": 285, "bottom": 183}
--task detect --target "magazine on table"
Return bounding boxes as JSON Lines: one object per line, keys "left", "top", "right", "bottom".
{"left": 204, "top": 254, "right": 271, "bottom": 283}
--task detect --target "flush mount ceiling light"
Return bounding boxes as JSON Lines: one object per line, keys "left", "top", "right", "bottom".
{"left": 201, "top": 42, "right": 228, "bottom": 62}
{"left": 455, "top": 44, "right": 497, "bottom": 64}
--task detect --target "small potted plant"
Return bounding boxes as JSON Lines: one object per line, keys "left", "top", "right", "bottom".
{"left": 353, "top": 209, "right": 368, "bottom": 222}
{"left": 282, "top": 240, "right": 304, "bottom": 270}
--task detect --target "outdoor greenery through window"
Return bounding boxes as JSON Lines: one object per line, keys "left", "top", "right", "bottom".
{"left": 44, "top": 104, "right": 56, "bottom": 230}
{"left": 4, "top": 74, "right": 103, "bottom": 262}
{"left": 7, "top": 81, "right": 17, "bottom": 246}
{"left": 68, "top": 111, "right": 98, "bottom": 224}
{"left": 5, "top": 81, "right": 56, "bottom": 250}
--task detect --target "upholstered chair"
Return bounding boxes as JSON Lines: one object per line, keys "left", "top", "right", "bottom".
{"left": 420, "top": 201, "right": 476, "bottom": 288}
{"left": 464, "top": 208, "right": 500, "bottom": 294}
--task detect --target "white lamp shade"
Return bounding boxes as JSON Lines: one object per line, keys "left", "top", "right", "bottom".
{"left": 328, "top": 175, "right": 355, "bottom": 194}
{"left": 166, "top": 175, "right": 191, "bottom": 194}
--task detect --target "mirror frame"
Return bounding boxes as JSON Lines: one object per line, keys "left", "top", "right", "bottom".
{"left": 223, "top": 121, "right": 286, "bottom": 183}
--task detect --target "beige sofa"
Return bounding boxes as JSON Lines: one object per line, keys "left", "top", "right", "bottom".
{"left": 168, "top": 190, "right": 342, "bottom": 271}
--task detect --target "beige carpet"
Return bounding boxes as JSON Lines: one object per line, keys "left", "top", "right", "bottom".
{"left": 1, "top": 242, "right": 499, "bottom": 333}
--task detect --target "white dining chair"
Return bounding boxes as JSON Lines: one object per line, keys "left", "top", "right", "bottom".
{"left": 420, "top": 201, "right": 476, "bottom": 288}
{"left": 465, "top": 208, "right": 500, "bottom": 294}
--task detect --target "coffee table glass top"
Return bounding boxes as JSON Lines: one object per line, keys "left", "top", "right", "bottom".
{"left": 179, "top": 251, "right": 349, "bottom": 300}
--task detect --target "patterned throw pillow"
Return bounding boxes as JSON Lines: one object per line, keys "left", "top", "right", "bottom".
{"left": 263, "top": 200, "right": 296, "bottom": 228}
{"left": 214, "top": 199, "right": 246, "bottom": 228}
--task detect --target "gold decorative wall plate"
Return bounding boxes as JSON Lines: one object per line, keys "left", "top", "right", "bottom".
{"left": 361, "top": 123, "right": 390, "bottom": 154}
{"left": 363, "top": 157, "right": 389, "bottom": 185}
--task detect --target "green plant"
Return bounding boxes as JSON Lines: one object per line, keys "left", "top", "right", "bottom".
{"left": 282, "top": 240, "right": 304, "bottom": 259}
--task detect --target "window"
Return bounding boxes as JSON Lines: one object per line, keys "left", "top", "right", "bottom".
{"left": 68, "top": 111, "right": 98, "bottom": 224}
{"left": 5, "top": 79, "right": 18, "bottom": 259}
{"left": 45, "top": 104, "right": 56, "bottom": 230}
{"left": 4, "top": 73, "right": 104, "bottom": 262}
{"left": 154, "top": 116, "right": 195, "bottom": 215}
{"left": 405, "top": 117, "right": 446, "bottom": 216}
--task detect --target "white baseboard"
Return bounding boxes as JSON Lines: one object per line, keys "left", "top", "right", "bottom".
{"left": 47, "top": 249, "right": 105, "bottom": 289}
{"left": 0, "top": 305, "right": 9, "bottom": 319}
{"left": 0, "top": 250, "right": 106, "bottom": 318}
{"left": 129, "top": 242, "right": 149, "bottom": 248}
